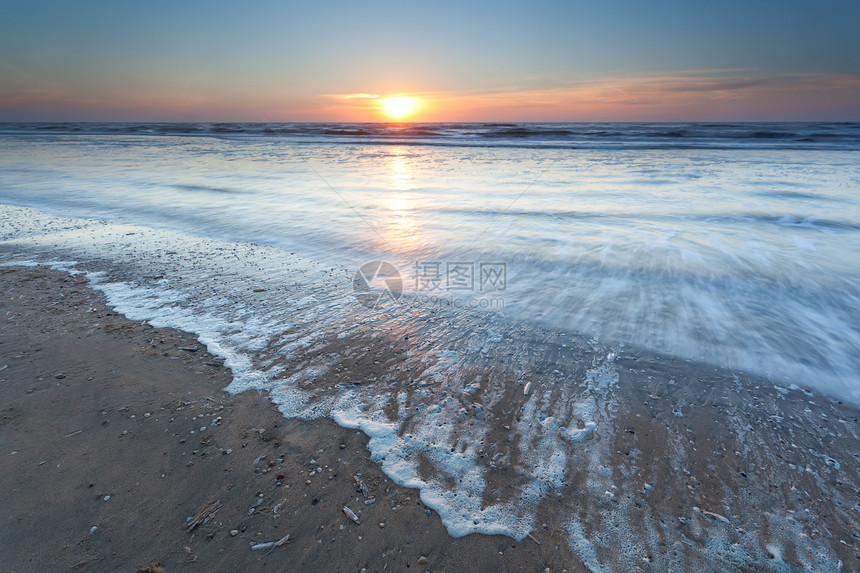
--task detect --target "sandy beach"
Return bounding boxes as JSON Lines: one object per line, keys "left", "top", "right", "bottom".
{"left": 2, "top": 264, "right": 859, "bottom": 572}
{"left": 0, "top": 266, "right": 565, "bottom": 572}
{"left": 2, "top": 0, "right": 860, "bottom": 567}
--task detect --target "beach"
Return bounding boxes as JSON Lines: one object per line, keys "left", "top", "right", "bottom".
{"left": 0, "top": 266, "right": 563, "bottom": 572}
{"left": 1, "top": 122, "right": 859, "bottom": 570}
{"left": 2, "top": 264, "right": 857, "bottom": 571}
{"left": 2, "top": 0, "right": 860, "bottom": 563}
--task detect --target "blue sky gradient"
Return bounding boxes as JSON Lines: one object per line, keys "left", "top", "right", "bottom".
{"left": 2, "top": 0, "right": 859, "bottom": 120}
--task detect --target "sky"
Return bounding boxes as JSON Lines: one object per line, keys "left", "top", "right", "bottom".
{"left": 1, "top": 0, "right": 859, "bottom": 122}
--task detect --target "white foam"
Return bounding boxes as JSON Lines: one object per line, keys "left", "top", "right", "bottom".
{"left": 72, "top": 258, "right": 626, "bottom": 542}
{"left": 564, "top": 519, "right": 609, "bottom": 573}
{"left": 1, "top": 201, "right": 854, "bottom": 568}
{"left": 329, "top": 389, "right": 532, "bottom": 538}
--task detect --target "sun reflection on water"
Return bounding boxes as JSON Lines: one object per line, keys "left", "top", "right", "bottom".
{"left": 380, "top": 149, "right": 421, "bottom": 251}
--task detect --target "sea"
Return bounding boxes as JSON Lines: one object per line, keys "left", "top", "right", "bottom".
{"left": 1, "top": 122, "right": 859, "bottom": 569}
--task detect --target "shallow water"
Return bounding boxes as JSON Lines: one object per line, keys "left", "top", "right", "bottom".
{"left": 2, "top": 123, "right": 859, "bottom": 569}
{"left": 1, "top": 123, "right": 859, "bottom": 400}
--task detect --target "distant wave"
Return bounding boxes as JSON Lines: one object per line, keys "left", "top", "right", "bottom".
{"left": 172, "top": 184, "right": 245, "bottom": 194}
{"left": 479, "top": 126, "right": 575, "bottom": 139}
{"left": 417, "top": 206, "right": 860, "bottom": 231}
{"left": 3, "top": 121, "right": 860, "bottom": 151}
{"left": 752, "top": 190, "right": 832, "bottom": 201}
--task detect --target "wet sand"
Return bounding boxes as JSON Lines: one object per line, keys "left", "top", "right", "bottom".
{"left": 1, "top": 265, "right": 859, "bottom": 572}
{"left": 0, "top": 267, "right": 560, "bottom": 572}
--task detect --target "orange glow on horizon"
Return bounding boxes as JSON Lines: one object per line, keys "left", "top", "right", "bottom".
{"left": 14, "top": 71, "right": 857, "bottom": 123}
{"left": 308, "top": 72, "right": 860, "bottom": 122}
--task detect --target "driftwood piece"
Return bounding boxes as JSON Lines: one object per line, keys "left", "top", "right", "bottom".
{"left": 186, "top": 501, "right": 222, "bottom": 532}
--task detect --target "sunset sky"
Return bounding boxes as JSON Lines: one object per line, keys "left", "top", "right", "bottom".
{"left": 2, "top": 0, "right": 859, "bottom": 122}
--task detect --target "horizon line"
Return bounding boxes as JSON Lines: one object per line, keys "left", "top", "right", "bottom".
{"left": 2, "top": 119, "right": 859, "bottom": 124}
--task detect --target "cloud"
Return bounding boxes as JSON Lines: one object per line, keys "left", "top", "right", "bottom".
{"left": 393, "top": 70, "right": 860, "bottom": 121}
{"left": 3, "top": 66, "right": 859, "bottom": 121}
{"left": 326, "top": 93, "right": 380, "bottom": 100}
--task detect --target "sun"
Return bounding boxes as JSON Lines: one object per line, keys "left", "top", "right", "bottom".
{"left": 381, "top": 97, "right": 417, "bottom": 120}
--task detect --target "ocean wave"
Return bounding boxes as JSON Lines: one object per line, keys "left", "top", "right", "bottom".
{"left": 752, "top": 190, "right": 832, "bottom": 201}
{"left": 418, "top": 206, "right": 860, "bottom": 232}
{"left": 3, "top": 122, "right": 860, "bottom": 151}
{"left": 172, "top": 184, "right": 246, "bottom": 194}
